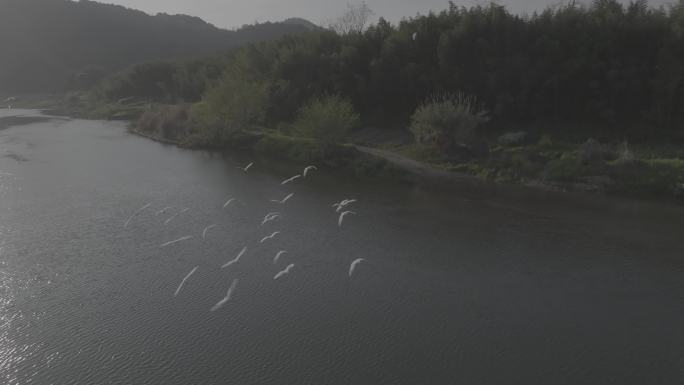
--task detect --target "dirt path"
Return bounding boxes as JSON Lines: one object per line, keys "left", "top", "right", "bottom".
{"left": 353, "top": 145, "right": 480, "bottom": 182}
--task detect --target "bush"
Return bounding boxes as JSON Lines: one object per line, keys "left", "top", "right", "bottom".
{"left": 542, "top": 157, "right": 583, "bottom": 182}
{"left": 615, "top": 140, "right": 636, "bottom": 165}
{"left": 538, "top": 134, "right": 553, "bottom": 148}
{"left": 135, "top": 104, "right": 189, "bottom": 140}
{"left": 190, "top": 68, "right": 269, "bottom": 143}
{"left": 409, "top": 92, "right": 489, "bottom": 155}
{"left": 577, "top": 138, "right": 614, "bottom": 165}
{"left": 292, "top": 95, "right": 360, "bottom": 144}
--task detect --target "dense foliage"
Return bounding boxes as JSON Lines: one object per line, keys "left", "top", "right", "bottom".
{"left": 91, "top": 58, "right": 226, "bottom": 104}
{"left": 292, "top": 95, "right": 361, "bottom": 143}
{"left": 190, "top": 65, "right": 270, "bottom": 141}
{"left": 52, "top": 0, "right": 684, "bottom": 199}
{"left": 410, "top": 93, "right": 489, "bottom": 154}
{"left": 119, "top": 0, "right": 684, "bottom": 143}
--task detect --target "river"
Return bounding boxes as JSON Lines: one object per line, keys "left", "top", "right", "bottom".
{"left": 1, "top": 109, "right": 683, "bottom": 384}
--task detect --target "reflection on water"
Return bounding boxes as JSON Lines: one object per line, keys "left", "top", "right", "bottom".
{"left": 0, "top": 253, "right": 43, "bottom": 385}
{"left": 0, "top": 109, "right": 682, "bottom": 384}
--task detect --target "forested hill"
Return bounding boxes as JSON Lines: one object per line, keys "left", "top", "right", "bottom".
{"left": 0, "top": 0, "right": 313, "bottom": 93}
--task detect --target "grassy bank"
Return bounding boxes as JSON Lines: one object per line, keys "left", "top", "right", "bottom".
{"left": 387, "top": 138, "right": 684, "bottom": 201}
{"left": 126, "top": 103, "right": 405, "bottom": 181}
{"left": 130, "top": 103, "right": 683, "bottom": 202}
{"left": 27, "top": 94, "right": 684, "bottom": 203}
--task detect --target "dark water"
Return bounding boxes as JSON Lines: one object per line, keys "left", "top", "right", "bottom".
{"left": 1, "top": 109, "right": 683, "bottom": 384}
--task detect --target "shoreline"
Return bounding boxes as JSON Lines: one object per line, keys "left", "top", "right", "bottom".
{"left": 126, "top": 123, "right": 684, "bottom": 216}
{"left": 127, "top": 122, "right": 675, "bottom": 205}
{"left": 128, "top": 126, "right": 184, "bottom": 147}
{"left": 16, "top": 105, "right": 684, "bottom": 205}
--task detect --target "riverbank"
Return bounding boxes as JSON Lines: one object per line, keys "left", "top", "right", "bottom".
{"left": 13, "top": 96, "right": 684, "bottom": 203}
{"left": 128, "top": 116, "right": 684, "bottom": 204}
{"left": 128, "top": 122, "right": 408, "bottom": 183}
{"left": 0, "top": 115, "right": 53, "bottom": 130}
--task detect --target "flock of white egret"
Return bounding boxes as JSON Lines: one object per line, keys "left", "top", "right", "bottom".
{"left": 123, "top": 161, "right": 366, "bottom": 311}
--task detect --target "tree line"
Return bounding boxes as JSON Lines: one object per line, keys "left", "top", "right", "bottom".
{"left": 93, "top": 0, "right": 684, "bottom": 144}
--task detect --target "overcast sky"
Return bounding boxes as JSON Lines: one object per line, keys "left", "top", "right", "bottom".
{"left": 97, "top": 0, "right": 674, "bottom": 29}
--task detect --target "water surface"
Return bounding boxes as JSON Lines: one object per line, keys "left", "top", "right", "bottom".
{"left": 0, "top": 109, "right": 683, "bottom": 384}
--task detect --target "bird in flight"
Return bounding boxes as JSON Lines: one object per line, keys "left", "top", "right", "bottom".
{"left": 349, "top": 258, "right": 366, "bottom": 277}
{"left": 274, "top": 263, "right": 295, "bottom": 280}
{"left": 164, "top": 207, "right": 190, "bottom": 225}
{"left": 261, "top": 212, "right": 281, "bottom": 226}
{"left": 174, "top": 266, "right": 198, "bottom": 296}
{"left": 202, "top": 224, "right": 217, "bottom": 239}
{"left": 222, "top": 198, "right": 236, "bottom": 208}
{"left": 123, "top": 202, "right": 152, "bottom": 228}
{"left": 281, "top": 174, "right": 301, "bottom": 185}
{"left": 303, "top": 165, "right": 317, "bottom": 178}
{"left": 338, "top": 211, "right": 356, "bottom": 227}
{"left": 333, "top": 199, "right": 357, "bottom": 212}
{"left": 221, "top": 246, "right": 247, "bottom": 269}
{"left": 210, "top": 279, "right": 239, "bottom": 312}
{"left": 270, "top": 193, "right": 294, "bottom": 205}
{"left": 160, "top": 235, "right": 193, "bottom": 248}
{"left": 273, "top": 250, "right": 288, "bottom": 264}
{"left": 237, "top": 162, "right": 253, "bottom": 172}
{"left": 260, "top": 231, "right": 280, "bottom": 243}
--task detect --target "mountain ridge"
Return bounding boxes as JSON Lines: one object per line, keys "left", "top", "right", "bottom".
{"left": 0, "top": 0, "right": 314, "bottom": 93}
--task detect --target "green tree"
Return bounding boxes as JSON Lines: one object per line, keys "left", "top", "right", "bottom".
{"left": 191, "top": 66, "right": 269, "bottom": 142}
{"left": 293, "top": 95, "right": 360, "bottom": 143}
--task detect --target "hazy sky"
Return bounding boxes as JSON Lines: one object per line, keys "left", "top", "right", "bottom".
{"left": 98, "top": 0, "right": 674, "bottom": 29}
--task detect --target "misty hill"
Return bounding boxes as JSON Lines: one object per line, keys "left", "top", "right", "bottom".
{"left": 281, "top": 18, "right": 320, "bottom": 30}
{"left": 0, "top": 0, "right": 313, "bottom": 93}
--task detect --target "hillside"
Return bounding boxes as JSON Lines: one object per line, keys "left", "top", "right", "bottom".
{"left": 0, "top": 0, "right": 313, "bottom": 93}
{"left": 59, "top": 1, "right": 683, "bottom": 201}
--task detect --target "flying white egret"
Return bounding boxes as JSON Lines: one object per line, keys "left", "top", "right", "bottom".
{"left": 260, "top": 231, "right": 280, "bottom": 243}
{"left": 270, "top": 193, "right": 294, "bottom": 204}
{"left": 338, "top": 211, "right": 356, "bottom": 227}
{"left": 155, "top": 206, "right": 173, "bottom": 216}
{"left": 202, "top": 224, "right": 217, "bottom": 239}
{"left": 210, "top": 279, "right": 239, "bottom": 312}
{"left": 174, "top": 266, "right": 198, "bottom": 296}
{"left": 221, "top": 246, "right": 247, "bottom": 269}
{"left": 237, "top": 162, "right": 254, "bottom": 172}
{"left": 160, "top": 235, "right": 193, "bottom": 247}
{"left": 333, "top": 199, "right": 357, "bottom": 212}
{"left": 222, "top": 198, "right": 236, "bottom": 208}
{"left": 349, "top": 258, "right": 366, "bottom": 277}
{"left": 164, "top": 207, "right": 189, "bottom": 225}
{"left": 303, "top": 165, "right": 317, "bottom": 177}
{"left": 123, "top": 202, "right": 152, "bottom": 228}
{"left": 274, "top": 263, "right": 295, "bottom": 280}
{"left": 281, "top": 174, "right": 301, "bottom": 185}
{"left": 273, "top": 250, "right": 288, "bottom": 264}
{"left": 412, "top": 32, "right": 418, "bottom": 41}
{"left": 261, "top": 212, "right": 281, "bottom": 225}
